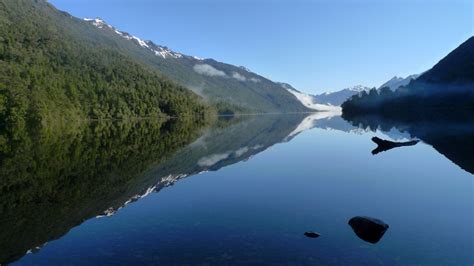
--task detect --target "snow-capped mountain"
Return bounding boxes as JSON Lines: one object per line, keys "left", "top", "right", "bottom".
{"left": 84, "top": 18, "right": 186, "bottom": 59}
{"left": 83, "top": 17, "right": 308, "bottom": 113}
{"left": 313, "top": 85, "right": 371, "bottom": 106}
{"left": 278, "top": 83, "right": 341, "bottom": 111}
{"left": 378, "top": 74, "right": 420, "bottom": 91}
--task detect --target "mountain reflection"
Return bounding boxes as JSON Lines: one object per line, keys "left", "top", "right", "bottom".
{"left": 341, "top": 112, "right": 474, "bottom": 175}
{"left": 2, "top": 111, "right": 472, "bottom": 264}
{"left": 0, "top": 114, "right": 308, "bottom": 265}
{"left": 0, "top": 118, "right": 208, "bottom": 264}
{"left": 296, "top": 110, "right": 474, "bottom": 174}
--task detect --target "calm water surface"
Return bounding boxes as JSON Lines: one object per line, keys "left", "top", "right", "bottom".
{"left": 2, "top": 113, "right": 473, "bottom": 265}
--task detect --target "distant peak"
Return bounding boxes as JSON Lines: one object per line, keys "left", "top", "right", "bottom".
{"left": 316, "top": 85, "right": 369, "bottom": 96}
{"left": 348, "top": 85, "right": 370, "bottom": 91}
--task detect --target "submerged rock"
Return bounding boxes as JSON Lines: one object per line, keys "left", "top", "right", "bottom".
{"left": 304, "top": 231, "right": 320, "bottom": 238}
{"left": 348, "top": 216, "right": 389, "bottom": 244}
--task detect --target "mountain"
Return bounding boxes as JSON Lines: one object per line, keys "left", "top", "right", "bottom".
{"left": 279, "top": 82, "right": 371, "bottom": 108}
{"left": 278, "top": 83, "right": 340, "bottom": 111}
{"left": 313, "top": 85, "right": 371, "bottom": 106}
{"left": 309, "top": 74, "right": 422, "bottom": 108}
{"left": 378, "top": 74, "right": 420, "bottom": 91}
{"left": 416, "top": 36, "right": 474, "bottom": 84}
{"left": 0, "top": 0, "right": 212, "bottom": 125}
{"left": 82, "top": 18, "right": 308, "bottom": 113}
{"left": 342, "top": 37, "right": 474, "bottom": 117}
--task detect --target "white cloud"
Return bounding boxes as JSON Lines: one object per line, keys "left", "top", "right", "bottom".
{"left": 197, "top": 152, "right": 230, "bottom": 167}
{"left": 232, "top": 72, "right": 247, "bottom": 82}
{"left": 193, "top": 64, "right": 226, "bottom": 77}
{"left": 234, "top": 147, "right": 249, "bottom": 157}
{"left": 252, "top": 144, "right": 263, "bottom": 150}
{"left": 250, "top": 77, "right": 261, "bottom": 83}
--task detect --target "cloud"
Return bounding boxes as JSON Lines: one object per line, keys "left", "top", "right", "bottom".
{"left": 250, "top": 77, "right": 261, "bottom": 83}
{"left": 193, "top": 64, "right": 226, "bottom": 77}
{"left": 234, "top": 147, "right": 249, "bottom": 157}
{"left": 252, "top": 144, "right": 263, "bottom": 150}
{"left": 197, "top": 152, "right": 230, "bottom": 167}
{"left": 232, "top": 72, "right": 247, "bottom": 82}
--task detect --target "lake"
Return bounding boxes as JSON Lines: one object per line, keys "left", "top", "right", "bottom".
{"left": 1, "top": 113, "right": 472, "bottom": 265}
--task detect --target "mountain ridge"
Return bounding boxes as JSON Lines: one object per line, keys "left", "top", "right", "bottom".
{"left": 277, "top": 83, "right": 341, "bottom": 111}
{"left": 341, "top": 37, "right": 474, "bottom": 114}
{"left": 82, "top": 16, "right": 309, "bottom": 113}
{"left": 312, "top": 85, "right": 371, "bottom": 106}
{"left": 0, "top": 0, "right": 212, "bottom": 125}
{"left": 416, "top": 36, "right": 474, "bottom": 84}
{"left": 378, "top": 74, "right": 420, "bottom": 91}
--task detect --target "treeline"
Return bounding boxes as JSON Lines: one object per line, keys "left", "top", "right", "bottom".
{"left": 342, "top": 37, "right": 474, "bottom": 117}
{"left": 341, "top": 84, "right": 474, "bottom": 117}
{"left": 0, "top": 0, "right": 213, "bottom": 129}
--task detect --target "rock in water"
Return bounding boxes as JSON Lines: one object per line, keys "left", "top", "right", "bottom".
{"left": 304, "top": 231, "right": 320, "bottom": 238}
{"left": 348, "top": 216, "right": 389, "bottom": 244}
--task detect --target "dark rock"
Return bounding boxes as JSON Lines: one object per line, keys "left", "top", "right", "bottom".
{"left": 304, "top": 231, "right": 320, "bottom": 238}
{"left": 348, "top": 216, "right": 389, "bottom": 244}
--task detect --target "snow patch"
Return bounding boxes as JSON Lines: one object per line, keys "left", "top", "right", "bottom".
{"left": 84, "top": 18, "right": 111, "bottom": 29}
{"left": 96, "top": 174, "right": 188, "bottom": 219}
{"left": 84, "top": 17, "right": 183, "bottom": 59}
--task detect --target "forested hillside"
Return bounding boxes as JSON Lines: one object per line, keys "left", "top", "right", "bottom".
{"left": 80, "top": 18, "right": 309, "bottom": 113}
{"left": 341, "top": 37, "right": 474, "bottom": 114}
{"left": 0, "top": 0, "right": 212, "bottom": 128}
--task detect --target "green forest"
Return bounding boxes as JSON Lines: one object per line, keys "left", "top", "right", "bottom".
{"left": 0, "top": 0, "right": 214, "bottom": 130}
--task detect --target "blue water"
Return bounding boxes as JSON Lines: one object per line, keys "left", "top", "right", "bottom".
{"left": 7, "top": 115, "right": 474, "bottom": 265}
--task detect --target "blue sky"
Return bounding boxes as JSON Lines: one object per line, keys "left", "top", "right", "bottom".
{"left": 50, "top": 0, "right": 472, "bottom": 94}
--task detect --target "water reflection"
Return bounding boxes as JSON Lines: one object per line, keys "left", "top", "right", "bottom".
{"left": 2, "top": 111, "right": 472, "bottom": 265}
{"left": 341, "top": 112, "right": 474, "bottom": 174}
{"left": 0, "top": 114, "right": 308, "bottom": 265}
{"left": 300, "top": 111, "right": 474, "bottom": 175}
{"left": 0, "top": 118, "right": 209, "bottom": 264}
